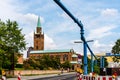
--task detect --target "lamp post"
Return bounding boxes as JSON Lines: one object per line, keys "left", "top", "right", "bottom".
{"left": 74, "top": 40, "right": 94, "bottom": 43}
{"left": 74, "top": 40, "right": 94, "bottom": 72}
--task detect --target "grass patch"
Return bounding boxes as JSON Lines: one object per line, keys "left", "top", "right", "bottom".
{"left": 15, "top": 68, "right": 24, "bottom": 70}
{"left": 23, "top": 73, "right": 59, "bottom": 76}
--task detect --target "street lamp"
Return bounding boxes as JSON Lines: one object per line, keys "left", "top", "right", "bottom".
{"left": 74, "top": 40, "right": 94, "bottom": 43}
{"left": 74, "top": 40, "right": 94, "bottom": 72}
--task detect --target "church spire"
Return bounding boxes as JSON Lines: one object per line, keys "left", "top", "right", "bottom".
{"left": 37, "top": 16, "right": 41, "bottom": 27}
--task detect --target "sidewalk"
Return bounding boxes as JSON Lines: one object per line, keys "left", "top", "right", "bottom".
{"left": 7, "top": 72, "right": 76, "bottom": 80}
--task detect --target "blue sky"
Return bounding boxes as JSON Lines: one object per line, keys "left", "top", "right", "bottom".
{"left": 0, "top": 0, "right": 120, "bottom": 58}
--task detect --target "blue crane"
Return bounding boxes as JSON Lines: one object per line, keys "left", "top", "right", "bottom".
{"left": 53, "top": 0, "right": 97, "bottom": 75}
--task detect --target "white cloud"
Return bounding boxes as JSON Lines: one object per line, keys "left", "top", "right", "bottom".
{"left": 88, "top": 25, "right": 116, "bottom": 39}
{"left": 92, "top": 40, "right": 113, "bottom": 53}
{"left": 16, "top": 13, "right": 45, "bottom": 30}
{"left": 25, "top": 31, "right": 33, "bottom": 47}
{"left": 22, "top": 13, "right": 45, "bottom": 24}
{"left": 47, "top": 20, "right": 76, "bottom": 35}
{"left": 93, "top": 40, "right": 105, "bottom": 48}
{"left": 0, "top": 0, "right": 16, "bottom": 20}
{"left": 25, "top": 32, "right": 56, "bottom": 50}
{"left": 101, "top": 8, "right": 118, "bottom": 17}
{"left": 0, "top": 0, "right": 45, "bottom": 29}
{"left": 44, "top": 34, "right": 56, "bottom": 49}
{"left": 0, "top": 0, "right": 45, "bottom": 26}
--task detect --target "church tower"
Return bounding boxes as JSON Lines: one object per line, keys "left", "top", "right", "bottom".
{"left": 34, "top": 16, "right": 44, "bottom": 50}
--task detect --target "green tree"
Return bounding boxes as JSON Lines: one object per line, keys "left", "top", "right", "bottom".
{"left": 39, "top": 55, "right": 61, "bottom": 70}
{"left": 40, "top": 55, "right": 51, "bottom": 69}
{"left": 94, "top": 65, "right": 100, "bottom": 74}
{"left": 111, "top": 39, "right": 120, "bottom": 62}
{"left": 23, "top": 55, "right": 61, "bottom": 70}
{"left": 51, "top": 57, "right": 61, "bottom": 69}
{"left": 61, "top": 61, "right": 72, "bottom": 70}
{"left": 23, "top": 57, "right": 36, "bottom": 70}
{"left": 94, "top": 57, "right": 108, "bottom": 74}
{"left": 0, "top": 19, "right": 26, "bottom": 70}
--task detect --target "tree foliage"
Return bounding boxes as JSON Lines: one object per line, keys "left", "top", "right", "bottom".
{"left": 61, "top": 61, "right": 72, "bottom": 69}
{"left": 23, "top": 55, "right": 71, "bottom": 70}
{"left": 94, "top": 57, "right": 108, "bottom": 74}
{"left": 0, "top": 19, "right": 26, "bottom": 70}
{"left": 111, "top": 39, "right": 120, "bottom": 62}
{"left": 112, "top": 39, "right": 120, "bottom": 53}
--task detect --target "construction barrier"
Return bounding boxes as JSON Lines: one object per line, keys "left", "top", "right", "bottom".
{"left": 97, "top": 76, "right": 112, "bottom": 80}
{"left": 77, "top": 75, "right": 115, "bottom": 80}
{"left": 82, "top": 75, "right": 95, "bottom": 80}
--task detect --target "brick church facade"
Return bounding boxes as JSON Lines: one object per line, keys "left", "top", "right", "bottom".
{"left": 33, "top": 17, "right": 44, "bottom": 50}
{"left": 27, "top": 17, "right": 78, "bottom": 70}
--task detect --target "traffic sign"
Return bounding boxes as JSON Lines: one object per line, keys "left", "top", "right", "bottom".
{"left": 78, "top": 54, "right": 82, "bottom": 59}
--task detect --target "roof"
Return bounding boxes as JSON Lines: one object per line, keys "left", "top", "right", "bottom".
{"left": 72, "top": 54, "right": 78, "bottom": 57}
{"left": 37, "top": 16, "right": 41, "bottom": 27}
{"left": 70, "top": 61, "right": 78, "bottom": 64}
{"left": 30, "top": 49, "right": 74, "bottom": 54}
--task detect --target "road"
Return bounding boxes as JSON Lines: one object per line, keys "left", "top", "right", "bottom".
{"left": 29, "top": 73, "right": 77, "bottom": 80}
{"left": 7, "top": 72, "right": 77, "bottom": 80}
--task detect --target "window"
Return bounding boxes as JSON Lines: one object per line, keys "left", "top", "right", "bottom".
{"left": 36, "top": 46, "right": 38, "bottom": 50}
{"left": 56, "top": 55, "right": 60, "bottom": 61}
{"left": 36, "top": 35, "right": 40, "bottom": 38}
{"left": 72, "top": 57, "right": 77, "bottom": 61}
{"left": 63, "top": 54, "right": 68, "bottom": 61}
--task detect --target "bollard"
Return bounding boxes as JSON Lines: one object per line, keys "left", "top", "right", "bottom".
{"left": 1, "top": 75, "right": 6, "bottom": 80}
{"left": 18, "top": 73, "right": 21, "bottom": 80}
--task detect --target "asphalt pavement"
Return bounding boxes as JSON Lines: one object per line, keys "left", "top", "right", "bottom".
{"left": 29, "top": 73, "right": 76, "bottom": 80}
{"left": 7, "top": 72, "right": 76, "bottom": 80}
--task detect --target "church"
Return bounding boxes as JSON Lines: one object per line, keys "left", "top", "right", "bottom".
{"left": 27, "top": 16, "right": 78, "bottom": 70}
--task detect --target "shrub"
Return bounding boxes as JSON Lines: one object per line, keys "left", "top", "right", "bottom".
{"left": 16, "top": 64, "right": 23, "bottom": 68}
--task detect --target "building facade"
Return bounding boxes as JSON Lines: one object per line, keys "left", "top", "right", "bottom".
{"left": 28, "top": 17, "right": 78, "bottom": 70}
{"left": 17, "top": 54, "right": 24, "bottom": 64}
{"left": 30, "top": 49, "right": 74, "bottom": 64}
